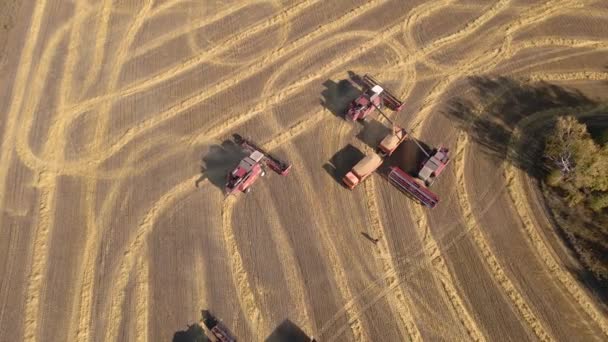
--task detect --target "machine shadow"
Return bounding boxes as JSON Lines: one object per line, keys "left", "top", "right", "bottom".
{"left": 199, "top": 140, "right": 248, "bottom": 190}
{"left": 265, "top": 319, "right": 315, "bottom": 342}
{"left": 320, "top": 77, "right": 361, "bottom": 118}
{"left": 172, "top": 324, "right": 206, "bottom": 342}
{"left": 323, "top": 144, "right": 366, "bottom": 186}
{"left": 381, "top": 139, "right": 432, "bottom": 175}
{"left": 443, "top": 76, "right": 596, "bottom": 178}
{"left": 356, "top": 119, "right": 391, "bottom": 150}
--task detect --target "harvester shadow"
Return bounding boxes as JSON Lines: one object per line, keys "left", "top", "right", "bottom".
{"left": 356, "top": 119, "right": 391, "bottom": 150}
{"left": 172, "top": 323, "right": 205, "bottom": 342}
{"left": 320, "top": 77, "right": 361, "bottom": 118}
{"left": 323, "top": 144, "right": 365, "bottom": 187}
{"left": 200, "top": 140, "right": 248, "bottom": 191}
{"left": 265, "top": 319, "right": 314, "bottom": 342}
{"left": 443, "top": 76, "right": 596, "bottom": 178}
{"left": 382, "top": 139, "right": 432, "bottom": 175}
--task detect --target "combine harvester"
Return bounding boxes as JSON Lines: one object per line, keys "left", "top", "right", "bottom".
{"left": 341, "top": 74, "right": 450, "bottom": 208}
{"left": 386, "top": 146, "right": 450, "bottom": 209}
{"left": 199, "top": 310, "right": 237, "bottom": 342}
{"left": 225, "top": 134, "right": 292, "bottom": 195}
{"left": 346, "top": 74, "right": 405, "bottom": 121}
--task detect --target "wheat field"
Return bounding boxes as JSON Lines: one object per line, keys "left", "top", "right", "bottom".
{"left": 0, "top": 1, "right": 607, "bottom": 341}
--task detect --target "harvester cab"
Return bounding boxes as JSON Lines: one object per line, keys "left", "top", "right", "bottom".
{"left": 417, "top": 147, "right": 450, "bottom": 186}
{"left": 224, "top": 134, "right": 292, "bottom": 196}
{"left": 225, "top": 150, "right": 265, "bottom": 195}
{"left": 345, "top": 74, "right": 404, "bottom": 121}
{"left": 347, "top": 85, "right": 383, "bottom": 121}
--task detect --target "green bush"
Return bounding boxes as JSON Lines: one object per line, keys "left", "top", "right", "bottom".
{"left": 544, "top": 116, "right": 608, "bottom": 207}
{"left": 546, "top": 169, "right": 563, "bottom": 187}
{"left": 589, "top": 192, "right": 608, "bottom": 212}
{"left": 590, "top": 127, "right": 608, "bottom": 145}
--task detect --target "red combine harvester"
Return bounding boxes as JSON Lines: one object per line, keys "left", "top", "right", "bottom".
{"left": 200, "top": 310, "right": 237, "bottom": 342}
{"left": 225, "top": 134, "right": 291, "bottom": 195}
{"left": 346, "top": 74, "right": 405, "bottom": 121}
{"left": 386, "top": 143, "right": 450, "bottom": 208}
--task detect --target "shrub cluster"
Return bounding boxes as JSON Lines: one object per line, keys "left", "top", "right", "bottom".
{"left": 544, "top": 116, "right": 608, "bottom": 212}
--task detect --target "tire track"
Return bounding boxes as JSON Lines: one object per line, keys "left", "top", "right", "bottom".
{"left": 245, "top": 181, "right": 316, "bottom": 335}
{"left": 527, "top": 71, "right": 608, "bottom": 81}
{"left": 221, "top": 196, "right": 267, "bottom": 338}
{"left": 400, "top": 0, "right": 456, "bottom": 51}
{"left": 62, "top": 4, "right": 155, "bottom": 341}
{"left": 19, "top": 0, "right": 392, "bottom": 175}
{"left": 496, "top": 38, "right": 608, "bottom": 77}
{"left": 22, "top": 172, "right": 58, "bottom": 342}
{"left": 125, "top": 0, "right": 323, "bottom": 93}
{"left": 409, "top": 204, "right": 486, "bottom": 342}
{"left": 104, "top": 176, "right": 198, "bottom": 342}
{"left": 264, "top": 107, "right": 374, "bottom": 341}
{"left": 49, "top": 0, "right": 497, "bottom": 175}
{"left": 67, "top": 181, "right": 108, "bottom": 342}
{"left": 12, "top": 10, "right": 106, "bottom": 176}
{"left": 21, "top": 0, "right": 580, "bottom": 177}
{"left": 90, "top": 0, "right": 154, "bottom": 149}
{"left": 362, "top": 179, "right": 422, "bottom": 342}
{"left": 504, "top": 106, "right": 608, "bottom": 337}
{"left": 317, "top": 164, "right": 512, "bottom": 340}
{"left": 135, "top": 254, "right": 149, "bottom": 342}
{"left": 184, "top": 1, "right": 278, "bottom": 67}
{"left": 59, "top": 0, "right": 89, "bottom": 108}
{"left": 75, "top": 3, "right": 157, "bottom": 335}
{"left": 80, "top": 0, "right": 114, "bottom": 96}
{"left": 1, "top": 7, "right": 94, "bottom": 341}
{"left": 132, "top": 0, "right": 273, "bottom": 59}
{"left": 104, "top": 110, "right": 329, "bottom": 342}
{"left": 454, "top": 132, "right": 555, "bottom": 342}
{"left": 281, "top": 150, "right": 372, "bottom": 342}
{"left": 15, "top": 4, "right": 93, "bottom": 341}
{"left": 68, "top": 137, "right": 170, "bottom": 342}
{"left": 0, "top": 0, "right": 48, "bottom": 220}
{"left": 399, "top": 0, "right": 589, "bottom": 134}
{"left": 0, "top": 5, "right": 80, "bottom": 328}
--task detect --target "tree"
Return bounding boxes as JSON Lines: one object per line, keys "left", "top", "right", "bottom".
{"left": 544, "top": 116, "right": 608, "bottom": 211}
{"left": 545, "top": 116, "right": 593, "bottom": 177}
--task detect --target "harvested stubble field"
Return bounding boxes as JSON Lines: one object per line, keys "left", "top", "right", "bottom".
{"left": 1, "top": 0, "right": 608, "bottom": 341}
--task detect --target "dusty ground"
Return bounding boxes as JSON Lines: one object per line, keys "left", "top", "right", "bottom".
{"left": 1, "top": 1, "right": 608, "bottom": 341}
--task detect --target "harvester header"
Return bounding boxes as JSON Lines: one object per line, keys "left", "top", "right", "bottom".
{"left": 359, "top": 74, "right": 405, "bottom": 111}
